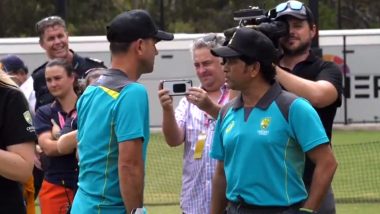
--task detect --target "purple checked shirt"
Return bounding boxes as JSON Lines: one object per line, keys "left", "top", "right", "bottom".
{"left": 175, "top": 85, "right": 229, "bottom": 214}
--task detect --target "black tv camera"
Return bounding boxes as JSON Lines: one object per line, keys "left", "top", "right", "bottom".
{"left": 225, "top": 6, "right": 288, "bottom": 48}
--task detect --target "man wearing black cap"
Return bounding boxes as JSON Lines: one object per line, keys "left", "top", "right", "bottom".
{"left": 71, "top": 10, "right": 173, "bottom": 214}
{"left": 274, "top": 1, "right": 342, "bottom": 213}
{"left": 209, "top": 27, "right": 337, "bottom": 214}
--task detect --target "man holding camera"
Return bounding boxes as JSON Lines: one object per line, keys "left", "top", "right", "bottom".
{"left": 158, "top": 33, "right": 229, "bottom": 214}
{"left": 210, "top": 27, "right": 337, "bottom": 214}
{"left": 274, "top": 1, "right": 343, "bottom": 213}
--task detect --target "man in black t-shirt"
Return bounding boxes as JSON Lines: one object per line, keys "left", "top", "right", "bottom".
{"left": 274, "top": 1, "right": 342, "bottom": 213}
{"left": 0, "top": 73, "right": 36, "bottom": 214}
{"left": 32, "top": 16, "right": 106, "bottom": 110}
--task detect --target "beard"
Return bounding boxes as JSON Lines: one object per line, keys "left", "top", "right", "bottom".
{"left": 139, "top": 58, "right": 154, "bottom": 74}
{"left": 281, "top": 39, "right": 311, "bottom": 56}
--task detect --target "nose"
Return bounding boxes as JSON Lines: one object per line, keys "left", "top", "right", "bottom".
{"left": 198, "top": 64, "right": 207, "bottom": 74}
{"left": 53, "top": 36, "right": 61, "bottom": 45}
{"left": 49, "top": 79, "right": 58, "bottom": 87}
{"left": 288, "top": 26, "right": 297, "bottom": 36}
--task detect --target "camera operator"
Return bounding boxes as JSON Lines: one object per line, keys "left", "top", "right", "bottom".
{"left": 274, "top": 1, "right": 343, "bottom": 213}
{"left": 158, "top": 33, "right": 230, "bottom": 214}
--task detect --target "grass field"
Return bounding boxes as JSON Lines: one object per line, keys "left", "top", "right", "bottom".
{"left": 35, "top": 130, "right": 380, "bottom": 213}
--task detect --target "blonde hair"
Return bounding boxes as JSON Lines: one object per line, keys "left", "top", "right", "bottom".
{"left": 0, "top": 68, "right": 18, "bottom": 88}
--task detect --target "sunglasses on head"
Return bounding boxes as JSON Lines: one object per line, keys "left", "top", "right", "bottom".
{"left": 276, "top": 0, "right": 304, "bottom": 13}
{"left": 199, "top": 33, "right": 218, "bottom": 43}
{"left": 36, "top": 16, "right": 64, "bottom": 32}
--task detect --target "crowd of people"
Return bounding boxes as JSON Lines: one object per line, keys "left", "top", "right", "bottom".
{"left": 0, "top": 0, "right": 342, "bottom": 213}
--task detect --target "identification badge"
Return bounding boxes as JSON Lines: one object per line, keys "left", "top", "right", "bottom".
{"left": 194, "top": 133, "right": 206, "bottom": 159}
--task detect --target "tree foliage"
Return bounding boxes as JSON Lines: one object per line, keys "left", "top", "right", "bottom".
{"left": 0, "top": 0, "right": 379, "bottom": 38}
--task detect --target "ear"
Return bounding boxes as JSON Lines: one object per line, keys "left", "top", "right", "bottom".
{"left": 310, "top": 24, "right": 317, "bottom": 39}
{"left": 39, "top": 38, "right": 47, "bottom": 50}
{"left": 249, "top": 62, "right": 260, "bottom": 78}
{"left": 135, "top": 39, "right": 145, "bottom": 56}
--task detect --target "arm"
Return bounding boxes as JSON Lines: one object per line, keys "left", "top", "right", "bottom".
{"left": 158, "top": 89, "right": 185, "bottom": 147}
{"left": 37, "top": 131, "right": 61, "bottom": 156}
{"left": 118, "top": 138, "right": 144, "bottom": 214}
{"left": 57, "top": 130, "right": 77, "bottom": 155}
{"left": 0, "top": 142, "right": 35, "bottom": 183}
{"left": 211, "top": 161, "right": 228, "bottom": 214}
{"left": 302, "top": 144, "right": 338, "bottom": 211}
{"left": 275, "top": 66, "right": 338, "bottom": 108}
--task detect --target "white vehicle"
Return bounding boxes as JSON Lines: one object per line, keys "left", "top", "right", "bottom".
{"left": 1, "top": 29, "right": 379, "bottom": 126}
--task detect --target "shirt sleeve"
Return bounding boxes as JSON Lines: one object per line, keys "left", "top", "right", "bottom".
{"left": 289, "top": 98, "right": 330, "bottom": 152}
{"left": 1, "top": 89, "right": 37, "bottom": 146}
{"left": 316, "top": 61, "right": 343, "bottom": 104}
{"left": 114, "top": 83, "right": 149, "bottom": 143}
{"left": 34, "top": 105, "right": 53, "bottom": 135}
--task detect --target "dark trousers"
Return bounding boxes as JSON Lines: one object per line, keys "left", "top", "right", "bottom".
{"left": 33, "top": 166, "right": 44, "bottom": 199}
{"left": 226, "top": 201, "right": 302, "bottom": 214}
{"left": 309, "top": 185, "right": 336, "bottom": 214}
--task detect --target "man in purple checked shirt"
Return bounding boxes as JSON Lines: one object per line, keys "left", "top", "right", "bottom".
{"left": 158, "top": 33, "right": 230, "bottom": 214}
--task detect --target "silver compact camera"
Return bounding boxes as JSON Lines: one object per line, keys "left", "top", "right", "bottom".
{"left": 162, "top": 79, "right": 193, "bottom": 96}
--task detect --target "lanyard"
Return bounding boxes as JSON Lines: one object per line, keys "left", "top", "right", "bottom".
{"left": 203, "top": 87, "right": 229, "bottom": 128}
{"left": 57, "top": 111, "right": 77, "bottom": 129}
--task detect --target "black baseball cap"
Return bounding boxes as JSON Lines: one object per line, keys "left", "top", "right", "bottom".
{"left": 211, "top": 27, "right": 276, "bottom": 64}
{"left": 275, "top": 1, "right": 315, "bottom": 24}
{"left": 106, "top": 9, "right": 174, "bottom": 43}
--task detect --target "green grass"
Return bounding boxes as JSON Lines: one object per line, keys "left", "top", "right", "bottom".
{"left": 332, "top": 130, "right": 380, "bottom": 145}
{"left": 35, "top": 130, "right": 380, "bottom": 214}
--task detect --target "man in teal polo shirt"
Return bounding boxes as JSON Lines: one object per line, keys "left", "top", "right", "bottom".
{"left": 71, "top": 10, "right": 173, "bottom": 214}
{"left": 209, "top": 27, "right": 337, "bottom": 214}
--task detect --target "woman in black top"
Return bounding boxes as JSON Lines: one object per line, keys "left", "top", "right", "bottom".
{"left": 0, "top": 69, "right": 36, "bottom": 214}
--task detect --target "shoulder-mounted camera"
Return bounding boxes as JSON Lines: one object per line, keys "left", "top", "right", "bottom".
{"left": 225, "top": 6, "right": 288, "bottom": 48}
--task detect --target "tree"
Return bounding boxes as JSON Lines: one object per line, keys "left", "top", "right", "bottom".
{"left": 0, "top": 0, "right": 379, "bottom": 38}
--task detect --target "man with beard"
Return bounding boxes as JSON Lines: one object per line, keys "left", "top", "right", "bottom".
{"left": 274, "top": 1, "right": 343, "bottom": 213}
{"left": 158, "top": 33, "right": 229, "bottom": 214}
{"left": 71, "top": 10, "right": 173, "bottom": 214}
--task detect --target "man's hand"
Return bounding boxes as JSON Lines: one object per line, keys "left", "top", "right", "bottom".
{"left": 158, "top": 82, "right": 174, "bottom": 111}
{"left": 187, "top": 87, "right": 212, "bottom": 110}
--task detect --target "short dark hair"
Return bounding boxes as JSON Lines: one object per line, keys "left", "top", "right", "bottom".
{"left": 109, "top": 42, "right": 132, "bottom": 55}
{"left": 36, "top": 16, "right": 66, "bottom": 41}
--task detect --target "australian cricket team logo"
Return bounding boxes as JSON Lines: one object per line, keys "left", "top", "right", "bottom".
{"left": 260, "top": 117, "right": 271, "bottom": 129}
{"left": 23, "top": 111, "right": 33, "bottom": 125}
{"left": 23, "top": 111, "right": 35, "bottom": 132}
{"left": 258, "top": 117, "right": 271, "bottom": 135}
{"left": 225, "top": 121, "right": 235, "bottom": 134}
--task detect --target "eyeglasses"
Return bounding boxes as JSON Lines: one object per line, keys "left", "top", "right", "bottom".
{"left": 35, "top": 16, "right": 65, "bottom": 33}
{"left": 276, "top": 0, "right": 304, "bottom": 13}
